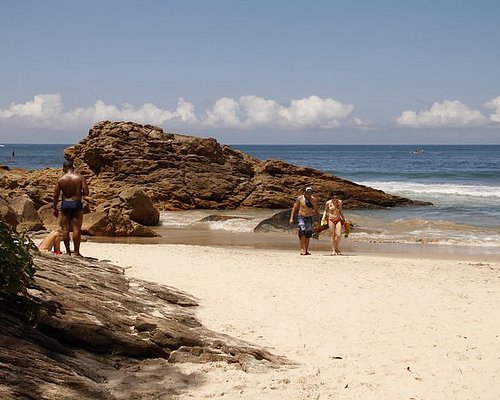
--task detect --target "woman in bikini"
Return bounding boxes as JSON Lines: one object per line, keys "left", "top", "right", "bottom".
{"left": 324, "top": 191, "right": 346, "bottom": 255}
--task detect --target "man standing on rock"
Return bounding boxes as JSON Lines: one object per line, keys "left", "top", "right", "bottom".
{"left": 289, "top": 186, "right": 320, "bottom": 255}
{"left": 53, "top": 160, "right": 89, "bottom": 257}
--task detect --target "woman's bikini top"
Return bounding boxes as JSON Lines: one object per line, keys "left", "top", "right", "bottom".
{"left": 326, "top": 199, "right": 342, "bottom": 218}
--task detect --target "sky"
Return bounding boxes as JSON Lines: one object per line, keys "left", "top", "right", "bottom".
{"left": 1, "top": 0, "right": 499, "bottom": 144}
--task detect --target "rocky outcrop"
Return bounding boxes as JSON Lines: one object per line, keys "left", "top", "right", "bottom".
{"left": 82, "top": 188, "right": 159, "bottom": 237}
{"left": 0, "top": 167, "right": 62, "bottom": 231}
{"left": 9, "top": 194, "right": 45, "bottom": 231}
{"left": 0, "top": 121, "right": 431, "bottom": 236}
{"left": 0, "top": 167, "right": 159, "bottom": 236}
{"left": 118, "top": 187, "right": 159, "bottom": 226}
{"left": 0, "top": 196, "right": 18, "bottom": 227}
{"left": 65, "top": 121, "right": 429, "bottom": 212}
{"left": 254, "top": 209, "right": 297, "bottom": 233}
{"left": 37, "top": 203, "right": 61, "bottom": 231}
{"left": 0, "top": 252, "right": 286, "bottom": 399}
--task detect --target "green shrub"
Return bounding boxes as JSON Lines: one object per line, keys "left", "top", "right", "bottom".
{"left": 0, "top": 217, "right": 37, "bottom": 293}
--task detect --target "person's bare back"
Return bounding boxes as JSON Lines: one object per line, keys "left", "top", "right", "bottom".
{"left": 52, "top": 160, "right": 89, "bottom": 256}
{"left": 57, "top": 171, "right": 87, "bottom": 201}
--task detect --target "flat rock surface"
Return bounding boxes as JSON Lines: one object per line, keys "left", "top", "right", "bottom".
{"left": 0, "top": 252, "right": 286, "bottom": 399}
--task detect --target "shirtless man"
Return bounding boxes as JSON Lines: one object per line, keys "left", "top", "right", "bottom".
{"left": 52, "top": 160, "right": 89, "bottom": 256}
{"left": 289, "top": 186, "right": 320, "bottom": 255}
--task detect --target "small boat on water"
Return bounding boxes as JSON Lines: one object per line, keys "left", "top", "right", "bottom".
{"left": 412, "top": 149, "right": 424, "bottom": 154}
{"left": 0, "top": 144, "right": 5, "bottom": 147}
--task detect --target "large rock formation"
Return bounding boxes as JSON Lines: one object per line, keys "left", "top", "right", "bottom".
{"left": 0, "top": 121, "right": 431, "bottom": 236}
{"left": 0, "top": 252, "right": 286, "bottom": 399}
{"left": 65, "top": 121, "right": 429, "bottom": 211}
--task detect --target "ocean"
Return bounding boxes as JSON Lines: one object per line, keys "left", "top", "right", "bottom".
{"left": 0, "top": 143, "right": 69, "bottom": 170}
{"left": 1, "top": 143, "right": 499, "bottom": 253}
{"left": 234, "top": 145, "right": 500, "bottom": 252}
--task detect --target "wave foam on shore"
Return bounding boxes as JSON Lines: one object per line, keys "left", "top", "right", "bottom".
{"left": 155, "top": 210, "right": 500, "bottom": 253}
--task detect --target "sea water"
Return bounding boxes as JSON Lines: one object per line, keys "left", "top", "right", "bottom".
{"left": 1, "top": 143, "right": 499, "bottom": 251}
{"left": 0, "top": 144, "right": 68, "bottom": 170}
{"left": 234, "top": 145, "right": 500, "bottom": 250}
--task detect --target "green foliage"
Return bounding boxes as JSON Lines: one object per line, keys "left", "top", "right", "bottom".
{"left": 0, "top": 217, "right": 37, "bottom": 293}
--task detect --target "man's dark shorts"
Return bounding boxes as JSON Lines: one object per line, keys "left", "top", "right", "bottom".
{"left": 297, "top": 215, "right": 313, "bottom": 238}
{"left": 61, "top": 200, "right": 83, "bottom": 216}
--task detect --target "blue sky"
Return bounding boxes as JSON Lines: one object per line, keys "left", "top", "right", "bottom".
{"left": 1, "top": 0, "right": 499, "bottom": 144}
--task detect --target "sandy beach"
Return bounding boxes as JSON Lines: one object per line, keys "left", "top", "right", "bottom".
{"left": 81, "top": 241, "right": 500, "bottom": 400}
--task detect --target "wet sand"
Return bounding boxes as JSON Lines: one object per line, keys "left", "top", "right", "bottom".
{"left": 88, "top": 227, "right": 500, "bottom": 262}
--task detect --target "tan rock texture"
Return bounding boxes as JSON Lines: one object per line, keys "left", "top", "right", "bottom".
{"left": 66, "top": 121, "right": 430, "bottom": 211}
{"left": 0, "top": 252, "right": 286, "bottom": 399}
{"left": 8, "top": 194, "right": 44, "bottom": 231}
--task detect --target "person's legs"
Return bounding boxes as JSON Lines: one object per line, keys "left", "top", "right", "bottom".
{"left": 303, "top": 217, "right": 313, "bottom": 255}
{"left": 334, "top": 221, "right": 342, "bottom": 254}
{"left": 304, "top": 237, "right": 311, "bottom": 254}
{"left": 328, "top": 220, "right": 343, "bottom": 254}
{"left": 297, "top": 216, "right": 307, "bottom": 254}
{"left": 38, "top": 230, "right": 57, "bottom": 251}
{"left": 298, "top": 236, "right": 306, "bottom": 254}
{"left": 71, "top": 212, "right": 84, "bottom": 256}
{"left": 328, "top": 220, "right": 336, "bottom": 254}
{"left": 53, "top": 231, "right": 61, "bottom": 253}
{"left": 60, "top": 213, "right": 72, "bottom": 255}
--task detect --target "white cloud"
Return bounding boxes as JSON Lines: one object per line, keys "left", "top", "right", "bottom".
{"left": 0, "top": 94, "right": 63, "bottom": 119}
{"left": 203, "top": 95, "right": 354, "bottom": 128}
{"left": 204, "top": 97, "right": 242, "bottom": 128}
{"left": 395, "top": 100, "right": 488, "bottom": 128}
{"left": 350, "top": 116, "right": 377, "bottom": 130}
{"left": 0, "top": 94, "right": 354, "bottom": 131}
{"left": 239, "top": 96, "right": 282, "bottom": 126}
{"left": 8, "top": 94, "right": 497, "bottom": 133}
{"left": 278, "top": 96, "right": 353, "bottom": 128}
{"left": 484, "top": 96, "right": 500, "bottom": 123}
{"left": 0, "top": 94, "right": 197, "bottom": 130}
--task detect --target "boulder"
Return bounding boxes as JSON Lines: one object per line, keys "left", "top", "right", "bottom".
{"left": 81, "top": 211, "right": 114, "bottom": 236}
{"left": 17, "top": 221, "right": 45, "bottom": 232}
{"left": 128, "top": 221, "right": 159, "bottom": 237}
{"left": 82, "top": 207, "right": 159, "bottom": 237}
{"left": 0, "top": 196, "right": 18, "bottom": 227}
{"left": 254, "top": 209, "right": 295, "bottom": 233}
{"left": 119, "top": 187, "right": 159, "bottom": 226}
{"left": 9, "top": 194, "right": 44, "bottom": 231}
{"left": 37, "top": 203, "right": 59, "bottom": 231}
{"left": 9, "top": 195, "right": 39, "bottom": 222}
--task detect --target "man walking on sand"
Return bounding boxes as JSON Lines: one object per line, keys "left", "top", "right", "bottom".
{"left": 53, "top": 160, "right": 89, "bottom": 257}
{"left": 289, "top": 186, "right": 320, "bottom": 255}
